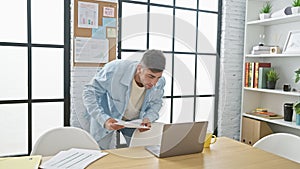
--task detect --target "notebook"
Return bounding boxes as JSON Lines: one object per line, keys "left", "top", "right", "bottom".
{"left": 0, "top": 155, "right": 41, "bottom": 169}
{"left": 145, "top": 121, "right": 208, "bottom": 158}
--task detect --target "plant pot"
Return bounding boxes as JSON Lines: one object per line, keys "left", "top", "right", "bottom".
{"left": 259, "top": 13, "right": 270, "bottom": 20}
{"left": 292, "top": 7, "right": 300, "bottom": 14}
{"left": 296, "top": 114, "right": 300, "bottom": 125}
{"left": 267, "top": 81, "right": 276, "bottom": 89}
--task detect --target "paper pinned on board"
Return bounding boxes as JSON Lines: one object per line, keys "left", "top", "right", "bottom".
{"left": 74, "top": 37, "right": 109, "bottom": 63}
{"left": 78, "top": 1, "right": 99, "bottom": 28}
{"left": 40, "top": 148, "right": 107, "bottom": 169}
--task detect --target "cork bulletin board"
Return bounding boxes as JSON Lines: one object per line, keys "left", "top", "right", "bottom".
{"left": 74, "top": 0, "right": 117, "bottom": 67}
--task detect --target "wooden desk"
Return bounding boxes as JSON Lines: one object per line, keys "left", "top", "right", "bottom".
{"left": 42, "top": 137, "right": 299, "bottom": 169}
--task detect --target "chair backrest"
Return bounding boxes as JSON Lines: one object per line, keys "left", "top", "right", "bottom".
{"left": 253, "top": 133, "right": 300, "bottom": 163}
{"left": 31, "top": 127, "right": 100, "bottom": 156}
{"left": 129, "top": 122, "right": 164, "bottom": 147}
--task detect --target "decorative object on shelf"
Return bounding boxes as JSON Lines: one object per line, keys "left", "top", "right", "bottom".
{"left": 271, "top": 6, "right": 292, "bottom": 18}
{"left": 270, "top": 46, "right": 281, "bottom": 54}
{"left": 259, "top": 1, "right": 272, "bottom": 20}
{"left": 293, "top": 101, "right": 300, "bottom": 125}
{"left": 266, "top": 68, "right": 279, "bottom": 89}
{"left": 284, "top": 103, "right": 294, "bottom": 121}
{"left": 258, "top": 34, "right": 266, "bottom": 46}
{"left": 292, "top": 0, "right": 300, "bottom": 14}
{"left": 283, "top": 84, "right": 291, "bottom": 92}
{"left": 246, "top": 108, "right": 283, "bottom": 119}
{"left": 283, "top": 30, "right": 300, "bottom": 54}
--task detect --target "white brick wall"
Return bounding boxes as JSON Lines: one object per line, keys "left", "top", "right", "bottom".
{"left": 218, "top": 0, "right": 246, "bottom": 140}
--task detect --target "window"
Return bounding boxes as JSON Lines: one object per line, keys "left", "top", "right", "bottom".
{"left": 0, "top": 0, "right": 70, "bottom": 156}
{"left": 119, "top": 0, "right": 221, "bottom": 135}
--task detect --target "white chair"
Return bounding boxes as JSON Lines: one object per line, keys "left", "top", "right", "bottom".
{"left": 31, "top": 127, "right": 100, "bottom": 156}
{"left": 129, "top": 122, "right": 164, "bottom": 147}
{"left": 253, "top": 133, "right": 300, "bottom": 163}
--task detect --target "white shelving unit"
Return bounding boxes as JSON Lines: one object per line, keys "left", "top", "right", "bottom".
{"left": 241, "top": 0, "right": 300, "bottom": 142}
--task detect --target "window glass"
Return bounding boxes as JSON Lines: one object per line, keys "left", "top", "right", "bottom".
{"left": 196, "top": 97, "right": 215, "bottom": 132}
{"left": 157, "top": 98, "right": 171, "bottom": 123}
{"left": 197, "top": 12, "right": 218, "bottom": 53}
{"left": 176, "top": 0, "right": 197, "bottom": 9}
{"left": 0, "top": 104, "right": 28, "bottom": 156}
{"left": 0, "top": 46, "right": 28, "bottom": 100}
{"left": 32, "top": 47, "right": 64, "bottom": 99}
{"left": 151, "top": 0, "right": 173, "bottom": 6}
{"left": 173, "top": 54, "right": 195, "bottom": 95}
{"left": 31, "top": 0, "right": 64, "bottom": 44}
{"left": 174, "top": 9, "right": 197, "bottom": 52}
{"left": 173, "top": 98, "right": 194, "bottom": 123}
{"left": 199, "top": 0, "right": 219, "bottom": 12}
{"left": 121, "top": 51, "right": 143, "bottom": 61}
{"left": 0, "top": 1, "right": 27, "bottom": 43}
{"left": 196, "top": 55, "right": 216, "bottom": 95}
{"left": 162, "top": 53, "right": 172, "bottom": 96}
{"left": 32, "top": 102, "right": 64, "bottom": 146}
{"left": 149, "top": 6, "right": 173, "bottom": 51}
{"left": 122, "top": 3, "right": 147, "bottom": 50}
{"left": 127, "top": 0, "right": 147, "bottom": 2}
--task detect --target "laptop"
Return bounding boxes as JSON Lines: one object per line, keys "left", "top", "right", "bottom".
{"left": 145, "top": 121, "right": 208, "bottom": 158}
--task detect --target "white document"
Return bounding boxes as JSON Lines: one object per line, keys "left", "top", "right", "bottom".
{"left": 103, "top": 7, "right": 114, "bottom": 17}
{"left": 75, "top": 37, "right": 109, "bottom": 63}
{"left": 78, "top": 1, "right": 98, "bottom": 28}
{"left": 115, "top": 119, "right": 149, "bottom": 129}
{"left": 40, "top": 148, "right": 107, "bottom": 169}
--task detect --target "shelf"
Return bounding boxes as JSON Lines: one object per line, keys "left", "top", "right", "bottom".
{"left": 244, "top": 87, "right": 300, "bottom": 96}
{"left": 245, "top": 54, "right": 300, "bottom": 58}
{"left": 247, "top": 13, "right": 300, "bottom": 26}
{"left": 243, "top": 113, "right": 300, "bottom": 130}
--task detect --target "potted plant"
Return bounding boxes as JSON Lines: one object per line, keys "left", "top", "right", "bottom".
{"left": 292, "top": 0, "right": 300, "bottom": 14}
{"left": 293, "top": 101, "right": 300, "bottom": 125}
{"left": 266, "top": 68, "right": 279, "bottom": 89}
{"left": 259, "top": 1, "right": 272, "bottom": 20}
{"left": 295, "top": 68, "right": 300, "bottom": 83}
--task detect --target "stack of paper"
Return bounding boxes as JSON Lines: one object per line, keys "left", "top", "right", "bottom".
{"left": 40, "top": 148, "right": 107, "bottom": 169}
{"left": 0, "top": 155, "right": 41, "bottom": 169}
{"left": 115, "top": 119, "right": 149, "bottom": 129}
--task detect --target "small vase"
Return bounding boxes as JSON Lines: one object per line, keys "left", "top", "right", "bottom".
{"left": 267, "top": 81, "right": 276, "bottom": 89}
{"left": 296, "top": 114, "right": 300, "bottom": 125}
{"left": 292, "top": 7, "right": 300, "bottom": 14}
{"left": 259, "top": 13, "right": 270, "bottom": 20}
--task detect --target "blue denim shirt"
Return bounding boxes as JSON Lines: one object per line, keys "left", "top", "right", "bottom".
{"left": 82, "top": 60, "right": 165, "bottom": 142}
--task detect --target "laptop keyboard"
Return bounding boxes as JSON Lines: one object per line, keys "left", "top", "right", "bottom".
{"left": 146, "top": 145, "right": 160, "bottom": 155}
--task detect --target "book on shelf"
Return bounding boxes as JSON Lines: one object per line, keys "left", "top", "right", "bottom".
{"left": 248, "top": 62, "right": 254, "bottom": 87}
{"left": 244, "top": 62, "right": 249, "bottom": 87}
{"left": 258, "top": 67, "right": 272, "bottom": 89}
{"left": 252, "top": 45, "right": 272, "bottom": 51}
{"left": 251, "top": 50, "right": 270, "bottom": 55}
{"left": 254, "top": 62, "right": 271, "bottom": 88}
{"left": 244, "top": 62, "right": 271, "bottom": 88}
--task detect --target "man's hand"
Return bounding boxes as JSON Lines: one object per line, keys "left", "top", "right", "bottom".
{"left": 104, "top": 118, "right": 125, "bottom": 130}
{"left": 138, "top": 118, "right": 151, "bottom": 132}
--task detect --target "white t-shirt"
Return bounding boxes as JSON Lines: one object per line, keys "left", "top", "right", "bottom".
{"left": 123, "top": 78, "right": 146, "bottom": 120}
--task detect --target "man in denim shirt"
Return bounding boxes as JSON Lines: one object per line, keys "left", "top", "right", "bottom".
{"left": 82, "top": 50, "right": 166, "bottom": 149}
